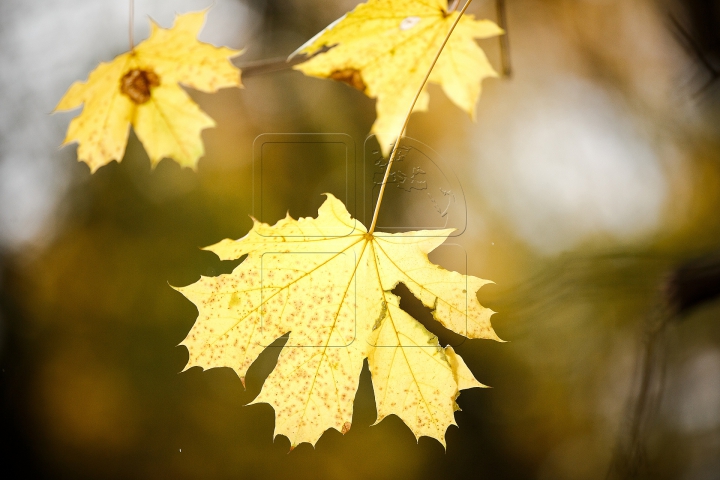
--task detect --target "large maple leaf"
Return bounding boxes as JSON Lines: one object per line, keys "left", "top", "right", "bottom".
{"left": 293, "top": 0, "right": 503, "bottom": 153}
{"left": 177, "top": 194, "right": 499, "bottom": 448}
{"left": 54, "top": 10, "right": 242, "bottom": 172}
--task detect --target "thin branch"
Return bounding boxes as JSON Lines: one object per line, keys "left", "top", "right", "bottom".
{"left": 235, "top": 56, "right": 307, "bottom": 78}
{"left": 234, "top": 46, "right": 331, "bottom": 78}
{"left": 496, "top": 0, "right": 511, "bottom": 77}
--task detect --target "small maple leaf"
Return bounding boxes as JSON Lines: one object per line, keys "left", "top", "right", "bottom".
{"left": 54, "top": 10, "right": 242, "bottom": 172}
{"left": 176, "top": 194, "right": 500, "bottom": 448}
{"left": 293, "top": 0, "right": 503, "bottom": 153}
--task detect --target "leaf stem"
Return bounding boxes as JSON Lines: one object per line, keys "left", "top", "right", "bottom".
{"left": 368, "top": 0, "right": 473, "bottom": 234}
{"left": 129, "top": 0, "right": 135, "bottom": 51}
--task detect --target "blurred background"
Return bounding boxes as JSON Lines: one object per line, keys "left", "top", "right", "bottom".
{"left": 2, "top": 0, "right": 720, "bottom": 478}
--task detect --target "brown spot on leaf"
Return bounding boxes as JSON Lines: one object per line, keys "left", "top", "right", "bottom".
{"left": 341, "top": 422, "right": 351, "bottom": 435}
{"left": 120, "top": 68, "right": 160, "bottom": 104}
{"left": 372, "top": 300, "right": 387, "bottom": 331}
{"left": 330, "top": 68, "right": 366, "bottom": 92}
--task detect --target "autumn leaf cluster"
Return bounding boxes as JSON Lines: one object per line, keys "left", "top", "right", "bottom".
{"left": 55, "top": 0, "right": 504, "bottom": 448}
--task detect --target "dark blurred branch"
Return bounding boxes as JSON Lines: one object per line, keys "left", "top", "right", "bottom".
{"left": 667, "top": 0, "right": 720, "bottom": 96}
{"left": 607, "top": 307, "right": 669, "bottom": 480}
{"left": 235, "top": 55, "right": 307, "bottom": 78}
{"left": 608, "top": 252, "right": 720, "bottom": 479}
{"left": 668, "top": 14, "right": 720, "bottom": 96}
{"left": 496, "top": 0, "right": 512, "bottom": 78}
{"left": 665, "top": 253, "right": 720, "bottom": 314}
{"left": 235, "top": 45, "right": 334, "bottom": 78}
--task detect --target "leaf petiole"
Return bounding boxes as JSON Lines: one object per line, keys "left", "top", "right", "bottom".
{"left": 367, "top": 0, "right": 474, "bottom": 234}
{"left": 129, "top": 0, "right": 135, "bottom": 51}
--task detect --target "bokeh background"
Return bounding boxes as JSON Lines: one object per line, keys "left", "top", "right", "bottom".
{"left": 2, "top": 0, "right": 720, "bottom": 478}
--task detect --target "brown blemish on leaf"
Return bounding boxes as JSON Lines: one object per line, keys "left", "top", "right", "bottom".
{"left": 294, "top": 3, "right": 503, "bottom": 157}
{"left": 372, "top": 299, "right": 387, "bottom": 331}
{"left": 330, "top": 68, "right": 366, "bottom": 92}
{"left": 120, "top": 68, "right": 160, "bottom": 104}
{"left": 341, "top": 422, "right": 351, "bottom": 435}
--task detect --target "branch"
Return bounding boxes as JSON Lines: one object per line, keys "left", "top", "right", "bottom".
{"left": 234, "top": 55, "right": 307, "bottom": 78}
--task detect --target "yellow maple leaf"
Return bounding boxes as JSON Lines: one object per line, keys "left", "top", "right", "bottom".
{"left": 176, "top": 194, "right": 499, "bottom": 448}
{"left": 54, "top": 10, "right": 242, "bottom": 172}
{"left": 293, "top": 0, "right": 503, "bottom": 153}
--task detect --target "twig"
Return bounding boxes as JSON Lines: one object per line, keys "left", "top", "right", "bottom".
{"left": 234, "top": 46, "right": 331, "bottom": 78}
{"left": 235, "top": 56, "right": 307, "bottom": 78}
{"left": 496, "top": 0, "right": 511, "bottom": 77}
